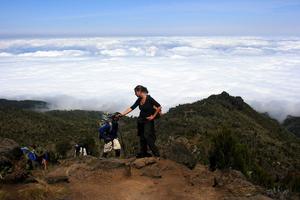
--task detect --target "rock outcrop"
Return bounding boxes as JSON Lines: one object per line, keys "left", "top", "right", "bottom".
{"left": 0, "top": 138, "right": 27, "bottom": 183}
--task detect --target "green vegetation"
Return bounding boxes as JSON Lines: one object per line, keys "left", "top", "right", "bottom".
{"left": 0, "top": 91, "right": 299, "bottom": 192}
{"left": 283, "top": 115, "right": 300, "bottom": 137}
{"left": 209, "top": 127, "right": 251, "bottom": 173}
{"left": 0, "top": 99, "right": 48, "bottom": 110}
{"left": 209, "top": 127, "right": 274, "bottom": 188}
{"left": 55, "top": 139, "right": 72, "bottom": 159}
{"left": 0, "top": 108, "right": 102, "bottom": 146}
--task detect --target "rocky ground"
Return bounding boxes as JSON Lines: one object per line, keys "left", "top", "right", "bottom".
{"left": 0, "top": 156, "right": 274, "bottom": 200}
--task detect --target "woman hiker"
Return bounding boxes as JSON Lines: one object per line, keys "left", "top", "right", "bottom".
{"left": 118, "top": 85, "right": 162, "bottom": 158}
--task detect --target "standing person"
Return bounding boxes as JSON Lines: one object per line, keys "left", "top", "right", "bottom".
{"left": 118, "top": 85, "right": 162, "bottom": 158}
{"left": 98, "top": 112, "right": 121, "bottom": 158}
{"left": 74, "top": 144, "right": 88, "bottom": 157}
{"left": 21, "top": 145, "right": 49, "bottom": 170}
{"left": 35, "top": 146, "right": 49, "bottom": 170}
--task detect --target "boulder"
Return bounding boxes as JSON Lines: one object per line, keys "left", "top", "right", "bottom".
{"left": 132, "top": 157, "right": 157, "bottom": 169}
{"left": 0, "top": 138, "right": 27, "bottom": 183}
{"left": 0, "top": 137, "right": 21, "bottom": 160}
{"left": 0, "top": 158, "right": 28, "bottom": 183}
{"left": 213, "top": 169, "right": 264, "bottom": 198}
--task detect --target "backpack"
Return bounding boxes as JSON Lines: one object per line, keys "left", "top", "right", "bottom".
{"left": 99, "top": 122, "right": 112, "bottom": 140}
{"left": 21, "top": 147, "right": 37, "bottom": 161}
{"left": 27, "top": 151, "right": 37, "bottom": 161}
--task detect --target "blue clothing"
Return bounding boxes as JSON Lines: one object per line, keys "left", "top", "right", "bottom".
{"left": 21, "top": 147, "right": 37, "bottom": 161}
{"left": 21, "top": 147, "right": 49, "bottom": 161}
{"left": 42, "top": 152, "right": 49, "bottom": 161}
{"left": 99, "top": 121, "right": 118, "bottom": 142}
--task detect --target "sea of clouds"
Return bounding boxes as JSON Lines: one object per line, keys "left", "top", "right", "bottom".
{"left": 0, "top": 36, "right": 299, "bottom": 121}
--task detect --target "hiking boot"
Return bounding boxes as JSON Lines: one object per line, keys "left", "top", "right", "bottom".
{"left": 135, "top": 152, "right": 152, "bottom": 158}
{"left": 135, "top": 152, "right": 144, "bottom": 158}
{"left": 144, "top": 152, "right": 152, "bottom": 157}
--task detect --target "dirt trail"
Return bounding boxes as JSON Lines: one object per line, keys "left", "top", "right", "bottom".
{"left": 62, "top": 157, "right": 268, "bottom": 200}
{"left": 65, "top": 159, "right": 221, "bottom": 200}
{"left": 1, "top": 157, "right": 272, "bottom": 200}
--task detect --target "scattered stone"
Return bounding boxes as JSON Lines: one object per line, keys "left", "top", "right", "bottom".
{"left": 132, "top": 157, "right": 157, "bottom": 169}
{"left": 45, "top": 175, "right": 69, "bottom": 184}
{"left": 213, "top": 169, "right": 263, "bottom": 198}
{"left": 91, "top": 158, "right": 126, "bottom": 170}
{"left": 141, "top": 164, "right": 162, "bottom": 179}
{"left": 123, "top": 163, "right": 132, "bottom": 177}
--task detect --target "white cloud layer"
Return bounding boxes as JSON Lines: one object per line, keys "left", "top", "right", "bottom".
{"left": 0, "top": 36, "right": 299, "bottom": 121}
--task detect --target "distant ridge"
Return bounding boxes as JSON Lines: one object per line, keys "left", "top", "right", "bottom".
{"left": 0, "top": 99, "right": 48, "bottom": 110}
{"left": 283, "top": 115, "right": 300, "bottom": 137}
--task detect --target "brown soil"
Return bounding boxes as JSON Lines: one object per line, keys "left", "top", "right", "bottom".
{"left": 0, "top": 157, "right": 272, "bottom": 200}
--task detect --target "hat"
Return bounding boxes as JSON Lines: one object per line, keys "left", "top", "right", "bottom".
{"left": 110, "top": 112, "right": 121, "bottom": 121}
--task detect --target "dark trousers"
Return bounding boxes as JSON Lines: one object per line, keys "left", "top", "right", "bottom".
{"left": 137, "top": 120, "right": 160, "bottom": 157}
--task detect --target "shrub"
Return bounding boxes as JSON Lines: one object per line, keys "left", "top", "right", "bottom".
{"left": 78, "top": 136, "right": 97, "bottom": 156}
{"left": 55, "top": 140, "right": 72, "bottom": 159}
{"left": 251, "top": 163, "right": 274, "bottom": 188}
{"left": 209, "top": 127, "right": 250, "bottom": 173}
{"left": 282, "top": 171, "right": 300, "bottom": 192}
{"left": 209, "top": 126, "right": 274, "bottom": 188}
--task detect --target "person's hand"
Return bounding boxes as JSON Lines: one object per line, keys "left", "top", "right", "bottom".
{"left": 116, "top": 113, "right": 123, "bottom": 118}
{"left": 146, "top": 115, "right": 155, "bottom": 121}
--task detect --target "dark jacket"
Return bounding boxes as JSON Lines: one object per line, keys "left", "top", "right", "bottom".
{"left": 99, "top": 121, "right": 118, "bottom": 142}
{"left": 130, "top": 95, "right": 161, "bottom": 122}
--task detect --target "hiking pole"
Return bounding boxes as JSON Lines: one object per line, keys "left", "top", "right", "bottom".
{"left": 118, "top": 129, "right": 127, "bottom": 158}
{"left": 114, "top": 112, "right": 127, "bottom": 158}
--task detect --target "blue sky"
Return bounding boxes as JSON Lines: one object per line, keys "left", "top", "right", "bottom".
{"left": 1, "top": 0, "right": 300, "bottom": 36}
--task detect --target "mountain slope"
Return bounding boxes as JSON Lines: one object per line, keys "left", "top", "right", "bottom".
{"left": 0, "top": 92, "right": 299, "bottom": 191}
{"left": 0, "top": 99, "right": 48, "bottom": 110}
{"left": 0, "top": 107, "right": 102, "bottom": 146}
{"left": 283, "top": 115, "right": 300, "bottom": 137}
{"left": 152, "top": 92, "right": 299, "bottom": 187}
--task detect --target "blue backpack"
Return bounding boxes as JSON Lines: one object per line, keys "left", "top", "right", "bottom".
{"left": 21, "top": 147, "right": 37, "bottom": 161}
